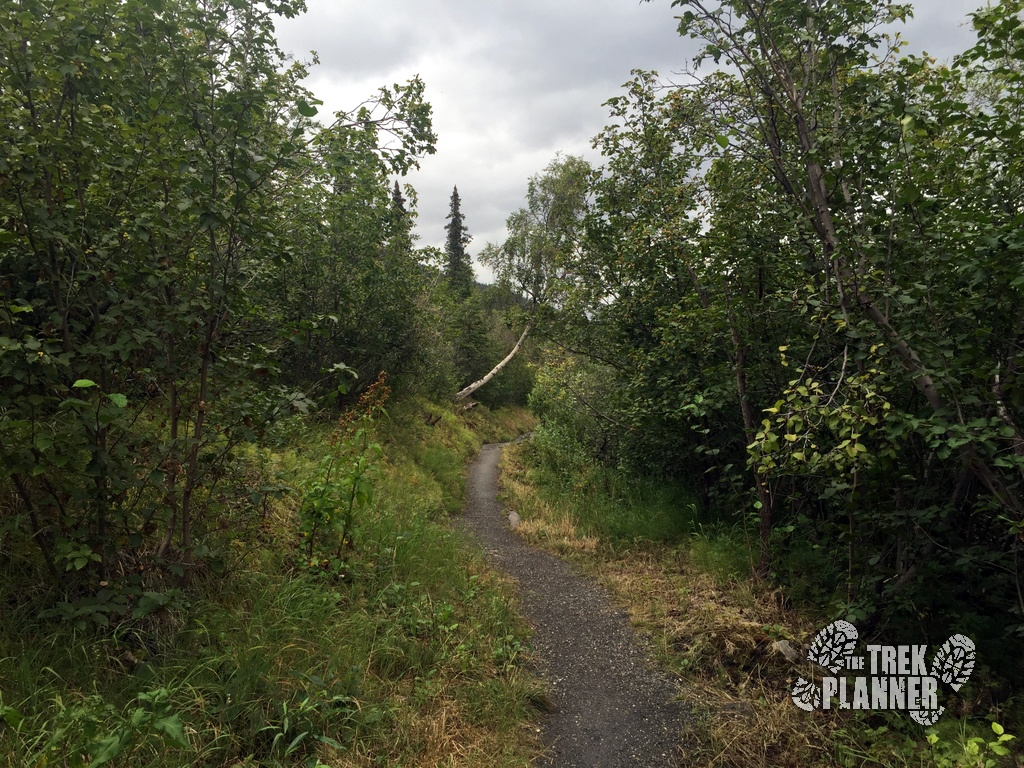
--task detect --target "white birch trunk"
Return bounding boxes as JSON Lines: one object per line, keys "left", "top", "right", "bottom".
{"left": 454, "top": 324, "right": 531, "bottom": 401}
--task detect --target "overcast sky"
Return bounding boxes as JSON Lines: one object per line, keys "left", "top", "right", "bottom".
{"left": 275, "top": 1, "right": 983, "bottom": 282}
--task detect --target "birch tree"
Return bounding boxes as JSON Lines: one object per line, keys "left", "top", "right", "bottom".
{"left": 456, "top": 155, "right": 592, "bottom": 401}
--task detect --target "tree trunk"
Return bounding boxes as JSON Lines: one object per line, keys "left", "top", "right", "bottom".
{"left": 454, "top": 324, "right": 531, "bottom": 401}
{"left": 729, "top": 318, "right": 774, "bottom": 578}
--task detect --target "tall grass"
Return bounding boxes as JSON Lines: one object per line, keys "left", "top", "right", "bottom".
{"left": 0, "top": 401, "right": 542, "bottom": 767}
{"left": 511, "top": 440, "right": 698, "bottom": 548}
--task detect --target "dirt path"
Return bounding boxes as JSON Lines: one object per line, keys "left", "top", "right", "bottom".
{"left": 460, "top": 443, "right": 689, "bottom": 767}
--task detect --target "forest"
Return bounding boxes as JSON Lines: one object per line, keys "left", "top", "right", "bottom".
{"left": 2, "top": 0, "right": 1024, "bottom": 766}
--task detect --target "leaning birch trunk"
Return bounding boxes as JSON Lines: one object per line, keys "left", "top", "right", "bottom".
{"left": 454, "top": 324, "right": 531, "bottom": 401}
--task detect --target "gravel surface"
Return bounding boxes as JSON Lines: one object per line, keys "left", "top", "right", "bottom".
{"left": 459, "top": 442, "right": 690, "bottom": 767}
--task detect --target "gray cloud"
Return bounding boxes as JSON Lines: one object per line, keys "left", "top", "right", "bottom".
{"left": 275, "top": 0, "right": 983, "bottom": 283}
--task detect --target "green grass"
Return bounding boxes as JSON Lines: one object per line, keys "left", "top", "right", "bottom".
{"left": 517, "top": 446, "right": 698, "bottom": 548}
{"left": 0, "top": 401, "right": 543, "bottom": 767}
{"left": 686, "top": 521, "right": 755, "bottom": 585}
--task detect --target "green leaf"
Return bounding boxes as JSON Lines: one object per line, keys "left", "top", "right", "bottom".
{"left": 0, "top": 705, "right": 25, "bottom": 730}
{"left": 297, "top": 100, "right": 318, "bottom": 117}
{"left": 88, "top": 733, "right": 124, "bottom": 767}
{"left": 715, "top": 134, "right": 729, "bottom": 149}
{"left": 319, "top": 734, "right": 345, "bottom": 750}
{"left": 106, "top": 393, "right": 128, "bottom": 408}
{"left": 73, "top": 379, "right": 97, "bottom": 388}
{"left": 153, "top": 714, "right": 188, "bottom": 748}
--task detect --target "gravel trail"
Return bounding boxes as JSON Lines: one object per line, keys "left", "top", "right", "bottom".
{"left": 459, "top": 442, "right": 689, "bottom": 767}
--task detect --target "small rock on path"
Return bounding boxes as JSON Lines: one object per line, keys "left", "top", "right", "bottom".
{"left": 459, "top": 443, "right": 689, "bottom": 767}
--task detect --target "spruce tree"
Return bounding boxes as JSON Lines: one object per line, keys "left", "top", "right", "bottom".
{"left": 388, "top": 180, "right": 411, "bottom": 242}
{"left": 444, "top": 185, "right": 474, "bottom": 298}
{"left": 390, "top": 180, "right": 407, "bottom": 218}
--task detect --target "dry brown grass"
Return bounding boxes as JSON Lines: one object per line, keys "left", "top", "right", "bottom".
{"left": 503, "top": 473, "right": 598, "bottom": 557}
{"left": 321, "top": 694, "right": 543, "bottom": 768}
{"left": 594, "top": 550, "right": 845, "bottom": 767}
{"left": 497, "top": 456, "right": 600, "bottom": 555}
{"left": 497, "top": 443, "right": 848, "bottom": 768}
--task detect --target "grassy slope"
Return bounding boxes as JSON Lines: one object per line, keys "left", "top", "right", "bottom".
{"left": 497, "top": 440, "right": 1022, "bottom": 768}
{"left": 0, "top": 400, "right": 541, "bottom": 768}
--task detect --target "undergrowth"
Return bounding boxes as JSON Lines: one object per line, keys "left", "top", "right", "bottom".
{"left": 0, "top": 398, "right": 541, "bottom": 767}
{"left": 498, "top": 437, "right": 1023, "bottom": 768}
